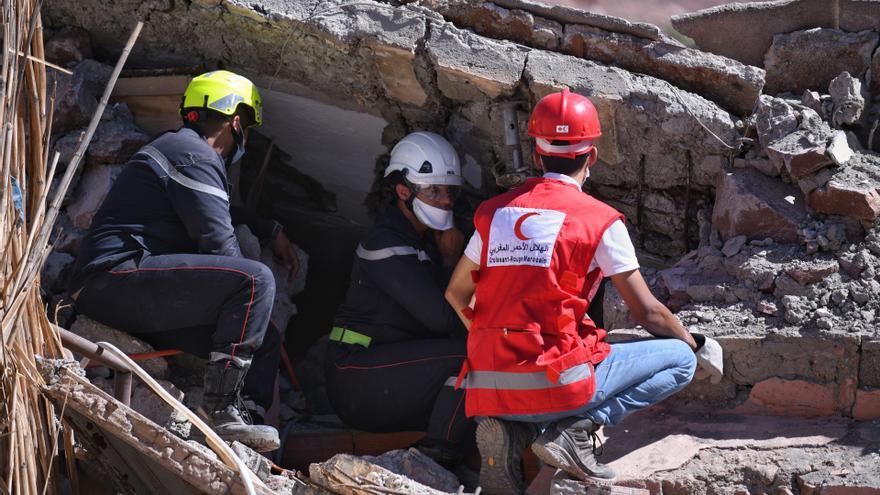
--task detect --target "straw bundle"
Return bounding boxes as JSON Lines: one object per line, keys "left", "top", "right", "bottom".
{"left": 0, "top": 0, "right": 140, "bottom": 491}
{"left": 0, "top": 0, "right": 67, "bottom": 493}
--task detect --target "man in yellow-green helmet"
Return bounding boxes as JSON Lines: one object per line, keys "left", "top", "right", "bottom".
{"left": 70, "top": 71, "right": 298, "bottom": 452}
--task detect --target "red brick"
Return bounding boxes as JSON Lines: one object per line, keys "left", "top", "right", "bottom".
{"left": 736, "top": 378, "right": 840, "bottom": 417}
{"left": 809, "top": 180, "right": 880, "bottom": 220}
{"left": 853, "top": 388, "right": 880, "bottom": 421}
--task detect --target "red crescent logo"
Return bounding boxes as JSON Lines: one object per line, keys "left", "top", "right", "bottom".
{"left": 514, "top": 212, "right": 540, "bottom": 241}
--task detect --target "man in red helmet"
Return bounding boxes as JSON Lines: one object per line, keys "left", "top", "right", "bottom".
{"left": 445, "top": 88, "right": 722, "bottom": 493}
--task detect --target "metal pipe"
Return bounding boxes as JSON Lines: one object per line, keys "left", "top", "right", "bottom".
{"left": 113, "top": 371, "right": 132, "bottom": 407}
{"left": 56, "top": 326, "right": 135, "bottom": 405}
{"left": 55, "top": 326, "right": 132, "bottom": 372}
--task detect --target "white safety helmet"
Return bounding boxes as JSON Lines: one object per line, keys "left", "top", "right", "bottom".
{"left": 384, "top": 132, "right": 463, "bottom": 186}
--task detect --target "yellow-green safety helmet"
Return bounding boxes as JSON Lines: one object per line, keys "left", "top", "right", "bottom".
{"left": 180, "top": 70, "right": 263, "bottom": 126}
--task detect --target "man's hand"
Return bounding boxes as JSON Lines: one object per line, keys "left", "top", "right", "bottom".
{"left": 691, "top": 333, "right": 724, "bottom": 384}
{"left": 435, "top": 227, "right": 465, "bottom": 267}
{"left": 272, "top": 231, "right": 300, "bottom": 280}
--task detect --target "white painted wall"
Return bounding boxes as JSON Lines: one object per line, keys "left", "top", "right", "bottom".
{"left": 260, "top": 89, "right": 387, "bottom": 225}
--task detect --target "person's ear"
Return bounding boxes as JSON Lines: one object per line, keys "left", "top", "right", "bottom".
{"left": 395, "top": 183, "right": 411, "bottom": 202}
{"left": 586, "top": 148, "right": 598, "bottom": 167}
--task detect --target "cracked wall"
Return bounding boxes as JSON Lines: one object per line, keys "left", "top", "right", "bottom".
{"left": 43, "top": 0, "right": 746, "bottom": 262}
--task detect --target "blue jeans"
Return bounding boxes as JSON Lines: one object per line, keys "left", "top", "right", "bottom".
{"left": 499, "top": 338, "right": 696, "bottom": 426}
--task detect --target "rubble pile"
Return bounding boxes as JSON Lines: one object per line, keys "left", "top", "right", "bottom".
{"left": 36, "top": 0, "right": 880, "bottom": 492}
{"left": 42, "top": 0, "right": 749, "bottom": 259}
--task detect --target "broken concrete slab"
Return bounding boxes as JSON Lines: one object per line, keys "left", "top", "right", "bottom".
{"left": 525, "top": 49, "right": 738, "bottom": 188}
{"left": 764, "top": 28, "right": 878, "bottom": 95}
{"left": 427, "top": 21, "right": 528, "bottom": 102}
{"left": 712, "top": 168, "right": 807, "bottom": 243}
{"left": 70, "top": 315, "right": 169, "bottom": 379}
{"left": 364, "top": 448, "right": 461, "bottom": 493}
{"left": 545, "top": 469, "right": 649, "bottom": 495}
{"left": 672, "top": 0, "right": 880, "bottom": 68}
{"left": 309, "top": 453, "right": 463, "bottom": 495}
{"left": 562, "top": 24, "right": 764, "bottom": 116}
{"left": 421, "top": 0, "right": 563, "bottom": 51}
{"left": 601, "top": 410, "right": 852, "bottom": 483}
{"left": 767, "top": 130, "right": 834, "bottom": 179}
{"left": 490, "top": 0, "right": 666, "bottom": 41}
{"left": 829, "top": 71, "right": 865, "bottom": 127}
{"left": 809, "top": 152, "right": 880, "bottom": 220}
{"left": 41, "top": 364, "right": 279, "bottom": 495}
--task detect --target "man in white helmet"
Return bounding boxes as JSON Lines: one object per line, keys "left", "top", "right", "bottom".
{"left": 324, "top": 131, "right": 474, "bottom": 466}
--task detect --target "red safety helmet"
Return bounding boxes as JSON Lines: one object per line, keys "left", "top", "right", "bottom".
{"left": 527, "top": 88, "right": 601, "bottom": 160}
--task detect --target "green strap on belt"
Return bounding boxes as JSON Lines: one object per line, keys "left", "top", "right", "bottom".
{"left": 330, "top": 326, "right": 372, "bottom": 348}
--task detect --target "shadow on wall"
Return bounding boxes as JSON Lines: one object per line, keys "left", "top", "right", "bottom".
{"left": 241, "top": 91, "right": 387, "bottom": 355}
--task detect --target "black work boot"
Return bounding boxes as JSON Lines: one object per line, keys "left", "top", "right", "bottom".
{"left": 530, "top": 417, "right": 616, "bottom": 483}
{"left": 202, "top": 355, "right": 280, "bottom": 452}
{"left": 476, "top": 417, "right": 538, "bottom": 494}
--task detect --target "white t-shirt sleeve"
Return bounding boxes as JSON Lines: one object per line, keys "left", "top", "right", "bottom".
{"left": 464, "top": 220, "right": 638, "bottom": 275}
{"left": 464, "top": 231, "right": 482, "bottom": 264}
{"left": 591, "top": 220, "right": 639, "bottom": 276}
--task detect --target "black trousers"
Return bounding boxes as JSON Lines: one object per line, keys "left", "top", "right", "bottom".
{"left": 324, "top": 338, "right": 474, "bottom": 453}
{"left": 74, "top": 253, "right": 279, "bottom": 409}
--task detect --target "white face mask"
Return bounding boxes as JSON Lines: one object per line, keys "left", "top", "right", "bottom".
{"left": 231, "top": 138, "right": 246, "bottom": 164}
{"left": 413, "top": 197, "right": 453, "bottom": 231}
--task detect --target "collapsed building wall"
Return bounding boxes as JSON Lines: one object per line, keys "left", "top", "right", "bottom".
{"left": 40, "top": 0, "right": 880, "bottom": 423}
{"left": 42, "top": 0, "right": 746, "bottom": 261}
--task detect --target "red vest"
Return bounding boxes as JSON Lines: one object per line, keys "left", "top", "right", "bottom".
{"left": 459, "top": 177, "right": 623, "bottom": 417}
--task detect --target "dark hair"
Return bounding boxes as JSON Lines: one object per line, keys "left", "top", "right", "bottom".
{"left": 538, "top": 140, "right": 590, "bottom": 175}
{"left": 182, "top": 105, "right": 253, "bottom": 137}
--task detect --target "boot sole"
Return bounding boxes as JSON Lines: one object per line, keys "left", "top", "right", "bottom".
{"left": 531, "top": 441, "right": 616, "bottom": 485}
{"left": 477, "top": 418, "right": 525, "bottom": 495}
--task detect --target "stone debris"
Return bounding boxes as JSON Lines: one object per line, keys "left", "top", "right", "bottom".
{"left": 70, "top": 315, "right": 170, "bottom": 379}
{"left": 37, "top": 0, "right": 880, "bottom": 492}
{"left": 829, "top": 71, "right": 866, "bottom": 127}
{"left": 763, "top": 28, "right": 878, "bottom": 95}
{"left": 309, "top": 453, "right": 472, "bottom": 495}
{"left": 41, "top": 363, "right": 283, "bottom": 495}
{"left": 672, "top": 0, "right": 880, "bottom": 68}
{"left": 827, "top": 130, "right": 853, "bottom": 165}
{"left": 363, "top": 448, "right": 461, "bottom": 493}
{"left": 754, "top": 95, "right": 799, "bottom": 149}
{"left": 44, "top": 26, "right": 93, "bottom": 66}
{"left": 711, "top": 168, "right": 806, "bottom": 243}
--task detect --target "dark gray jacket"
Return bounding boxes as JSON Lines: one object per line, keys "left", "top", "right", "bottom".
{"left": 333, "top": 207, "right": 466, "bottom": 344}
{"left": 70, "top": 127, "right": 276, "bottom": 291}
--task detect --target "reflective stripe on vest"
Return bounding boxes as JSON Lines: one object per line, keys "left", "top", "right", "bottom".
{"left": 355, "top": 244, "right": 430, "bottom": 262}
{"left": 457, "top": 364, "right": 591, "bottom": 390}
{"left": 136, "top": 145, "right": 230, "bottom": 203}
